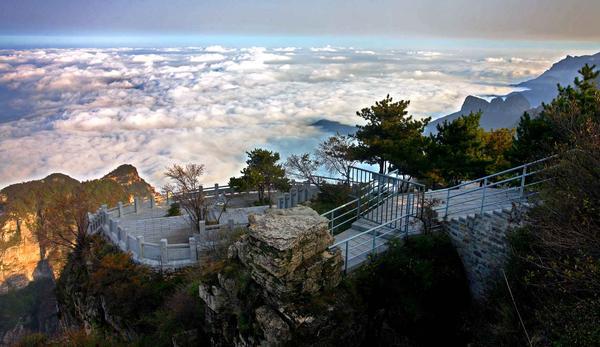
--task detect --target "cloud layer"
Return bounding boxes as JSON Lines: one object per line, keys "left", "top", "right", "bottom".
{"left": 0, "top": 46, "right": 555, "bottom": 188}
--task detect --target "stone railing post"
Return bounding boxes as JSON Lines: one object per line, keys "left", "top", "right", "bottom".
{"left": 284, "top": 193, "right": 290, "bottom": 208}
{"left": 199, "top": 220, "right": 206, "bottom": 234}
{"left": 109, "top": 219, "right": 117, "bottom": 238}
{"left": 137, "top": 236, "right": 145, "bottom": 259}
{"left": 118, "top": 201, "right": 123, "bottom": 217}
{"left": 189, "top": 237, "right": 198, "bottom": 261}
{"left": 120, "top": 227, "right": 129, "bottom": 251}
{"left": 304, "top": 182, "right": 311, "bottom": 200}
{"left": 150, "top": 196, "right": 155, "bottom": 209}
{"left": 160, "top": 239, "right": 168, "bottom": 265}
{"left": 290, "top": 188, "right": 297, "bottom": 207}
{"left": 134, "top": 197, "right": 139, "bottom": 214}
{"left": 278, "top": 197, "right": 285, "bottom": 209}
{"left": 228, "top": 218, "right": 235, "bottom": 231}
{"left": 214, "top": 183, "right": 220, "bottom": 199}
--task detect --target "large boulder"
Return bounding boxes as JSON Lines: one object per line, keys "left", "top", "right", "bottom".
{"left": 230, "top": 207, "right": 342, "bottom": 300}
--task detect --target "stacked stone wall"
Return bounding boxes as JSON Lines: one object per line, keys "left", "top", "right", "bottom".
{"left": 445, "top": 205, "right": 527, "bottom": 299}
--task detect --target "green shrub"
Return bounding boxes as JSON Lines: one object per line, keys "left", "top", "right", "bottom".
{"left": 166, "top": 202, "right": 181, "bottom": 217}
{"left": 349, "top": 233, "right": 471, "bottom": 346}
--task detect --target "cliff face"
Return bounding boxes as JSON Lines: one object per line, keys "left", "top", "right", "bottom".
{"left": 427, "top": 93, "right": 531, "bottom": 132}
{"left": 0, "top": 220, "right": 43, "bottom": 294}
{"left": 0, "top": 164, "right": 155, "bottom": 292}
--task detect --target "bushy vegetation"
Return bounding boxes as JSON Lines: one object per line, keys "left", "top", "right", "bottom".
{"left": 346, "top": 232, "right": 471, "bottom": 346}
{"left": 473, "top": 65, "right": 600, "bottom": 346}
{"left": 55, "top": 235, "right": 206, "bottom": 346}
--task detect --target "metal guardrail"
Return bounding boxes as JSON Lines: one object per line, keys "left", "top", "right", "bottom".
{"left": 330, "top": 212, "right": 416, "bottom": 273}
{"left": 321, "top": 166, "right": 425, "bottom": 235}
{"left": 426, "top": 156, "right": 555, "bottom": 222}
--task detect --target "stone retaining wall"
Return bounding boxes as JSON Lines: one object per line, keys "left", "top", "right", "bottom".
{"left": 445, "top": 204, "right": 527, "bottom": 299}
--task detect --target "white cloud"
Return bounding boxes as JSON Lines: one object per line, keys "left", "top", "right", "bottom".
{"left": 204, "top": 45, "right": 236, "bottom": 53}
{"left": 0, "top": 47, "right": 554, "bottom": 188}
{"left": 310, "top": 45, "right": 337, "bottom": 52}
{"left": 190, "top": 53, "right": 227, "bottom": 63}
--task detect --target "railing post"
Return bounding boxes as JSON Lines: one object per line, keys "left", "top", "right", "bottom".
{"left": 198, "top": 220, "right": 206, "bottom": 234}
{"left": 290, "top": 188, "right": 298, "bottom": 207}
{"left": 228, "top": 218, "right": 234, "bottom": 231}
{"left": 189, "top": 237, "right": 198, "bottom": 261}
{"left": 214, "top": 183, "right": 220, "bottom": 199}
{"left": 278, "top": 196, "right": 284, "bottom": 209}
{"left": 118, "top": 201, "right": 123, "bottom": 217}
{"left": 404, "top": 194, "right": 412, "bottom": 235}
{"left": 372, "top": 230, "right": 377, "bottom": 255}
{"left": 137, "top": 236, "right": 145, "bottom": 259}
{"left": 160, "top": 239, "right": 168, "bottom": 265}
{"left": 304, "top": 182, "right": 310, "bottom": 201}
{"left": 344, "top": 241, "right": 349, "bottom": 274}
{"left": 134, "top": 197, "right": 139, "bottom": 214}
{"left": 520, "top": 166, "right": 527, "bottom": 198}
{"left": 481, "top": 178, "right": 488, "bottom": 215}
{"left": 150, "top": 196, "right": 155, "bottom": 209}
{"left": 445, "top": 189, "right": 450, "bottom": 218}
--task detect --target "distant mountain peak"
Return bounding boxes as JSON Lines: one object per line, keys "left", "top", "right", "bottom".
{"left": 102, "top": 164, "right": 156, "bottom": 198}
{"left": 427, "top": 51, "right": 600, "bottom": 133}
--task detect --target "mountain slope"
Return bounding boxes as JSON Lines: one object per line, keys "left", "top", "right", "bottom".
{"left": 427, "top": 51, "right": 600, "bottom": 132}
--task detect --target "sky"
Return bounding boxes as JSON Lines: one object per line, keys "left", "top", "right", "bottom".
{"left": 1, "top": 0, "right": 600, "bottom": 42}
{"left": 0, "top": 1, "right": 599, "bottom": 189}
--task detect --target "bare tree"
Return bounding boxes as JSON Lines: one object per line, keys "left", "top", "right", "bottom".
{"left": 315, "top": 134, "right": 357, "bottom": 182}
{"left": 48, "top": 186, "right": 94, "bottom": 255}
{"left": 164, "top": 164, "right": 208, "bottom": 232}
{"left": 285, "top": 153, "right": 321, "bottom": 186}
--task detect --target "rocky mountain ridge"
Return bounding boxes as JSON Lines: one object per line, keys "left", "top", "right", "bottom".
{"left": 427, "top": 51, "right": 600, "bottom": 132}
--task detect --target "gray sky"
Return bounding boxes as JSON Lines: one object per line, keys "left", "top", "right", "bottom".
{"left": 1, "top": 0, "right": 599, "bottom": 41}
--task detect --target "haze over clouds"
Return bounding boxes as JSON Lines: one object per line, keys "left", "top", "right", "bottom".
{"left": 0, "top": 46, "right": 567, "bottom": 187}
{"left": 1, "top": 0, "right": 600, "bottom": 41}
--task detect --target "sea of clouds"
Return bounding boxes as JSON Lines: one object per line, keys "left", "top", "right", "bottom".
{"left": 0, "top": 45, "right": 554, "bottom": 188}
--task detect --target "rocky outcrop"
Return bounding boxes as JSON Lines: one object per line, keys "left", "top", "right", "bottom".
{"left": 230, "top": 207, "right": 342, "bottom": 300}
{"left": 198, "top": 206, "right": 359, "bottom": 346}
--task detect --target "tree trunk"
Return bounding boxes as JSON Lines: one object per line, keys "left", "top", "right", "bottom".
{"left": 379, "top": 158, "right": 385, "bottom": 174}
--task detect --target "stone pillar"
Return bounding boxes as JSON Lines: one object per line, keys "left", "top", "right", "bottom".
{"left": 214, "top": 183, "right": 220, "bottom": 199}
{"left": 189, "top": 237, "right": 198, "bottom": 261}
{"left": 284, "top": 193, "right": 291, "bottom": 208}
{"left": 150, "top": 196, "right": 155, "bottom": 209}
{"left": 122, "top": 228, "right": 129, "bottom": 251}
{"left": 278, "top": 197, "right": 285, "bottom": 209}
{"left": 228, "top": 218, "right": 235, "bottom": 231}
{"left": 290, "top": 188, "right": 298, "bottom": 207}
{"left": 134, "top": 197, "right": 139, "bottom": 214}
{"left": 137, "top": 236, "right": 145, "bottom": 259}
{"left": 160, "top": 239, "right": 168, "bottom": 264}
{"left": 118, "top": 201, "right": 123, "bottom": 217}
{"left": 198, "top": 220, "right": 206, "bottom": 234}
{"left": 110, "top": 219, "right": 117, "bottom": 238}
{"left": 297, "top": 185, "right": 305, "bottom": 203}
{"left": 304, "top": 182, "right": 310, "bottom": 201}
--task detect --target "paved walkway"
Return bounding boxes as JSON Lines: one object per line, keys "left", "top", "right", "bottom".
{"left": 333, "top": 186, "right": 523, "bottom": 271}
